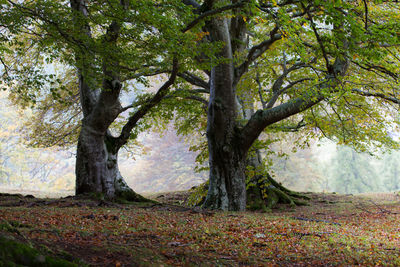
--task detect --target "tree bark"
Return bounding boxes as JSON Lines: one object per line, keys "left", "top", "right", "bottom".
{"left": 203, "top": 135, "right": 247, "bottom": 210}
{"left": 202, "top": 17, "right": 248, "bottom": 211}
{"left": 75, "top": 127, "right": 144, "bottom": 200}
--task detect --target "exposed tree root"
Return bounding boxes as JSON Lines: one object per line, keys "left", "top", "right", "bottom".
{"left": 189, "top": 174, "right": 309, "bottom": 211}
{"left": 247, "top": 173, "right": 309, "bottom": 211}
{"left": 115, "top": 188, "right": 153, "bottom": 203}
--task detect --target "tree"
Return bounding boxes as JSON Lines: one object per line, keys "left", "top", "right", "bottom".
{"left": 177, "top": 0, "right": 400, "bottom": 210}
{"left": 0, "top": 0, "right": 204, "bottom": 200}
{"left": 381, "top": 151, "right": 400, "bottom": 191}
{"left": 0, "top": 91, "right": 74, "bottom": 194}
{"left": 1, "top": 0, "right": 251, "bottom": 200}
{"left": 328, "top": 146, "right": 381, "bottom": 194}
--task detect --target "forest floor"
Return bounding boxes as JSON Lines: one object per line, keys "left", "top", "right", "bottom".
{"left": 1, "top": 191, "right": 400, "bottom": 266}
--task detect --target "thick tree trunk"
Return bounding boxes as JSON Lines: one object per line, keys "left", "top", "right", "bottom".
{"left": 203, "top": 139, "right": 247, "bottom": 211}
{"left": 75, "top": 127, "right": 145, "bottom": 201}
{"left": 201, "top": 17, "right": 248, "bottom": 211}
{"left": 75, "top": 126, "right": 111, "bottom": 197}
{"left": 70, "top": 0, "right": 177, "bottom": 202}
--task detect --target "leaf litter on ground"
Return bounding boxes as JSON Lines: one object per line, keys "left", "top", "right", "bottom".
{"left": 1, "top": 192, "right": 400, "bottom": 266}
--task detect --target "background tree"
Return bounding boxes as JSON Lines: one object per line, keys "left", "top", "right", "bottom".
{"left": 0, "top": 91, "right": 74, "bottom": 194}
{"left": 381, "top": 152, "right": 400, "bottom": 191}
{"left": 328, "top": 146, "right": 381, "bottom": 194}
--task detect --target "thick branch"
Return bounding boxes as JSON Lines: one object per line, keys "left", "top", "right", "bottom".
{"left": 241, "top": 49, "right": 349, "bottom": 152}
{"left": 241, "top": 89, "right": 325, "bottom": 152}
{"left": 115, "top": 58, "right": 179, "bottom": 150}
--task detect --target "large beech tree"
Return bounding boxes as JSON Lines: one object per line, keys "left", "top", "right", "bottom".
{"left": 176, "top": 0, "right": 400, "bottom": 210}
{"left": 0, "top": 0, "right": 213, "bottom": 200}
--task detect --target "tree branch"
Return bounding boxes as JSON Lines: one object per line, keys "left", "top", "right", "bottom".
{"left": 351, "top": 88, "right": 400, "bottom": 105}
{"left": 182, "top": 0, "right": 247, "bottom": 32}
{"left": 115, "top": 58, "right": 179, "bottom": 150}
{"left": 235, "top": 26, "right": 281, "bottom": 82}
{"left": 303, "top": 3, "right": 331, "bottom": 72}
{"left": 121, "top": 69, "right": 167, "bottom": 82}
{"left": 268, "top": 119, "right": 307, "bottom": 132}
{"left": 241, "top": 88, "right": 326, "bottom": 152}
{"left": 164, "top": 91, "right": 208, "bottom": 108}
{"left": 241, "top": 52, "right": 349, "bottom": 152}
{"left": 266, "top": 77, "right": 313, "bottom": 109}
{"left": 362, "top": 0, "right": 368, "bottom": 30}
{"left": 178, "top": 71, "right": 209, "bottom": 90}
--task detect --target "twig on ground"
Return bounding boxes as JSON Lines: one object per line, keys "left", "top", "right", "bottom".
{"left": 354, "top": 201, "right": 399, "bottom": 215}
{"left": 368, "top": 200, "right": 399, "bottom": 214}
{"left": 292, "top": 217, "right": 341, "bottom": 226}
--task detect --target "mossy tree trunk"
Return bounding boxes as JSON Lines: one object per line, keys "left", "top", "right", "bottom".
{"left": 191, "top": 149, "right": 309, "bottom": 211}
{"left": 71, "top": 0, "right": 178, "bottom": 202}
{"left": 246, "top": 148, "right": 309, "bottom": 211}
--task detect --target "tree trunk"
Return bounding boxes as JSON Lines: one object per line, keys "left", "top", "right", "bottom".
{"left": 75, "top": 127, "right": 145, "bottom": 201}
{"left": 203, "top": 138, "right": 247, "bottom": 211}
{"left": 201, "top": 17, "right": 248, "bottom": 211}
{"left": 75, "top": 126, "right": 111, "bottom": 197}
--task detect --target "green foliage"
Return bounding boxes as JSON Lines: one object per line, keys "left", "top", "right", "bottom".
{"left": 0, "top": 0, "right": 215, "bottom": 150}
{"left": 1, "top": 0, "right": 400, "bottom": 206}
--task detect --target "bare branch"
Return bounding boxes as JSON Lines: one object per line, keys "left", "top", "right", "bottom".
{"left": 352, "top": 60, "right": 398, "bottom": 80}
{"left": 265, "top": 59, "right": 316, "bottom": 109}
{"left": 255, "top": 67, "right": 266, "bottom": 109}
{"left": 121, "top": 69, "right": 166, "bottom": 82}
{"left": 303, "top": 3, "right": 331, "bottom": 72}
{"left": 268, "top": 119, "right": 307, "bottom": 132}
{"left": 119, "top": 105, "right": 133, "bottom": 113}
{"left": 165, "top": 92, "right": 208, "bottom": 108}
{"left": 266, "top": 77, "right": 313, "bottom": 109}
{"left": 0, "top": 56, "right": 10, "bottom": 77}
{"left": 352, "top": 88, "right": 400, "bottom": 105}
{"left": 362, "top": 0, "right": 368, "bottom": 30}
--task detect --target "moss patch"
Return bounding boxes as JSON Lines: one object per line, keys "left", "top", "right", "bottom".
{"left": 0, "top": 233, "right": 78, "bottom": 267}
